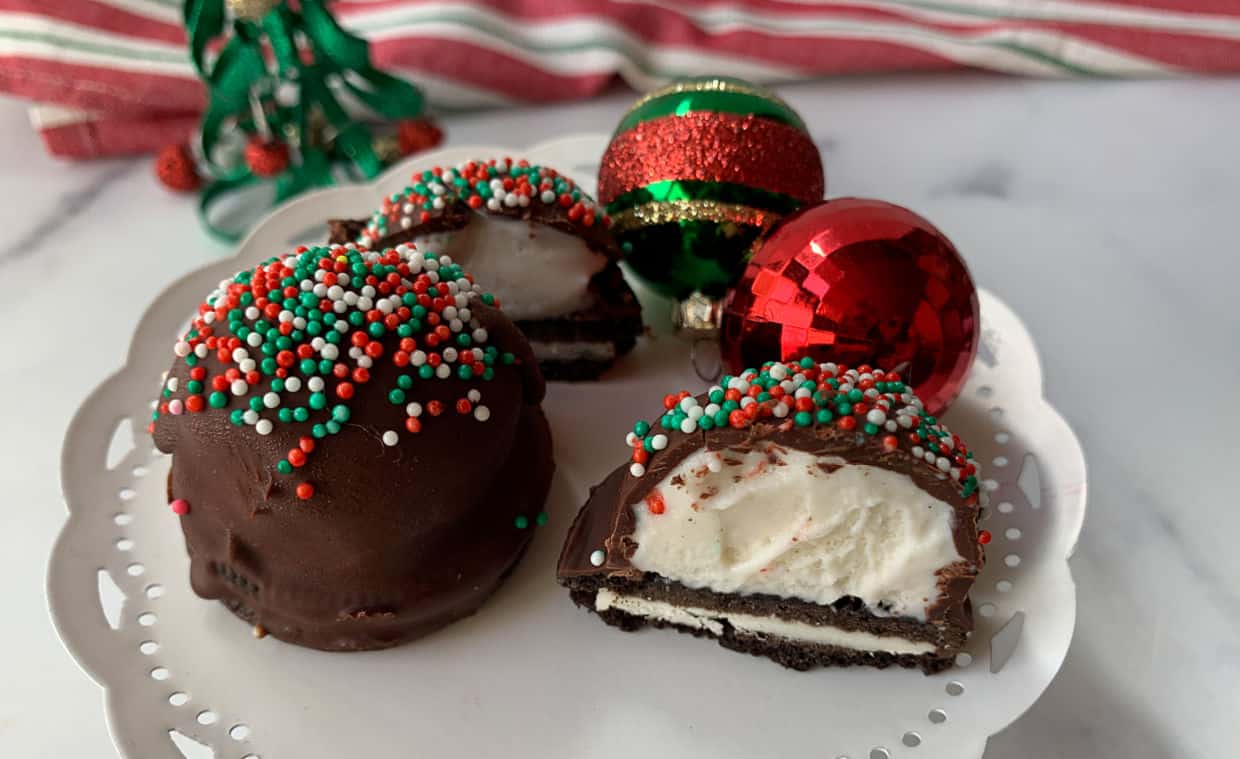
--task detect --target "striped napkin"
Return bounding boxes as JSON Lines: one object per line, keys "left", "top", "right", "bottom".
{"left": 3, "top": 0, "right": 1239, "bottom": 159}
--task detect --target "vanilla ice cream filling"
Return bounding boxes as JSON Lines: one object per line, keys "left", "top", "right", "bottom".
{"left": 414, "top": 213, "right": 606, "bottom": 321}
{"left": 628, "top": 444, "right": 964, "bottom": 621}
{"left": 594, "top": 589, "right": 935, "bottom": 655}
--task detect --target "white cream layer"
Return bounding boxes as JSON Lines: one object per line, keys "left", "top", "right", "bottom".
{"left": 629, "top": 443, "right": 963, "bottom": 621}
{"left": 413, "top": 213, "right": 606, "bottom": 321}
{"left": 595, "top": 589, "right": 934, "bottom": 655}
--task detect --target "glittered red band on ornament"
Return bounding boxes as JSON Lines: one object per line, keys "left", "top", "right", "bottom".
{"left": 598, "top": 112, "right": 824, "bottom": 206}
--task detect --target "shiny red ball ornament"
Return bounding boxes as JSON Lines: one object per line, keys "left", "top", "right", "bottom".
{"left": 244, "top": 138, "right": 290, "bottom": 177}
{"left": 720, "top": 198, "right": 979, "bottom": 415}
{"left": 155, "top": 142, "right": 200, "bottom": 192}
{"left": 397, "top": 118, "right": 443, "bottom": 156}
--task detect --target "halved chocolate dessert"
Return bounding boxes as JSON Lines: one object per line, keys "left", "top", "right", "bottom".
{"left": 558, "top": 359, "right": 986, "bottom": 673}
{"left": 329, "top": 157, "right": 643, "bottom": 380}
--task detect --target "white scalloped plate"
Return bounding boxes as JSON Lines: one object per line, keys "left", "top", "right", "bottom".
{"left": 49, "top": 135, "right": 1086, "bottom": 759}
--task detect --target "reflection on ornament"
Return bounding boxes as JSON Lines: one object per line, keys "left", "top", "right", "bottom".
{"left": 599, "top": 76, "right": 824, "bottom": 300}
{"left": 721, "top": 198, "right": 979, "bottom": 415}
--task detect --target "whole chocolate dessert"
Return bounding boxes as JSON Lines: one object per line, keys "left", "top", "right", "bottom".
{"left": 329, "top": 157, "right": 644, "bottom": 381}
{"left": 558, "top": 359, "right": 985, "bottom": 673}
{"left": 152, "top": 243, "right": 554, "bottom": 651}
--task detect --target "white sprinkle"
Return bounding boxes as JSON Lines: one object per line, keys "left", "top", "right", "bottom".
{"left": 285, "top": 377, "right": 302, "bottom": 393}
{"left": 361, "top": 285, "right": 376, "bottom": 298}
{"left": 884, "top": 420, "right": 898, "bottom": 432}
{"left": 435, "top": 364, "right": 451, "bottom": 379}
{"left": 442, "top": 347, "right": 458, "bottom": 362}
{"left": 377, "top": 299, "right": 394, "bottom": 314}
{"left": 246, "top": 332, "right": 262, "bottom": 347}
{"left": 794, "top": 387, "right": 813, "bottom": 399}
{"left": 680, "top": 418, "right": 698, "bottom": 434}
{"left": 332, "top": 300, "right": 348, "bottom": 314}
{"left": 486, "top": 197, "right": 501, "bottom": 212}
{"left": 327, "top": 285, "right": 344, "bottom": 300}
{"left": 625, "top": 432, "right": 638, "bottom": 447}
{"left": 166, "top": 377, "right": 179, "bottom": 392}
{"left": 590, "top": 549, "right": 606, "bottom": 567}
{"left": 651, "top": 434, "right": 668, "bottom": 451}
{"left": 679, "top": 397, "right": 696, "bottom": 412}
{"left": 277, "top": 310, "right": 294, "bottom": 324}
{"left": 630, "top": 463, "right": 646, "bottom": 477}
{"left": 202, "top": 311, "right": 215, "bottom": 324}
{"left": 263, "top": 392, "right": 280, "bottom": 408}
{"left": 232, "top": 347, "right": 249, "bottom": 363}
{"left": 255, "top": 419, "right": 273, "bottom": 435}
{"left": 449, "top": 318, "right": 464, "bottom": 332}
{"left": 773, "top": 403, "right": 789, "bottom": 418}
{"left": 231, "top": 379, "right": 249, "bottom": 396}
{"left": 740, "top": 396, "right": 756, "bottom": 408}
{"left": 401, "top": 217, "right": 413, "bottom": 230}
{"left": 468, "top": 389, "right": 481, "bottom": 402}
{"left": 474, "top": 406, "right": 491, "bottom": 422}
{"left": 308, "top": 377, "right": 325, "bottom": 392}
{"left": 866, "top": 409, "right": 887, "bottom": 425}
{"left": 343, "top": 291, "right": 358, "bottom": 306}
{"left": 313, "top": 283, "right": 328, "bottom": 297}
{"left": 357, "top": 296, "right": 373, "bottom": 311}
{"left": 411, "top": 350, "right": 427, "bottom": 366}
{"left": 688, "top": 406, "right": 704, "bottom": 420}
{"left": 292, "top": 317, "right": 306, "bottom": 330}
{"left": 912, "top": 446, "right": 924, "bottom": 458}
{"left": 357, "top": 356, "right": 373, "bottom": 369}
{"left": 348, "top": 346, "right": 364, "bottom": 360}
{"left": 406, "top": 402, "right": 423, "bottom": 417}
{"left": 382, "top": 430, "right": 399, "bottom": 446}
{"left": 769, "top": 364, "right": 788, "bottom": 380}
{"left": 443, "top": 306, "right": 458, "bottom": 320}
{"left": 541, "top": 190, "right": 555, "bottom": 203}
{"left": 937, "top": 457, "right": 952, "bottom": 472}
{"left": 194, "top": 343, "right": 209, "bottom": 358}
{"left": 504, "top": 193, "right": 519, "bottom": 207}
{"left": 245, "top": 306, "right": 260, "bottom": 320}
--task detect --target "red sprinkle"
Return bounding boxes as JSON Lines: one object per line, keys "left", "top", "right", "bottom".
{"left": 295, "top": 482, "right": 315, "bottom": 501}
{"left": 978, "top": 530, "right": 992, "bottom": 545}
{"left": 645, "top": 490, "right": 666, "bottom": 515}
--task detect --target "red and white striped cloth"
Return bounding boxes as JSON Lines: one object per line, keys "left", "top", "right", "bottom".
{"left": 3, "top": 0, "right": 1239, "bottom": 159}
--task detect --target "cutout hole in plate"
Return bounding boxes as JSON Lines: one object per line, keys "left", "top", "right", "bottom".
{"left": 990, "top": 611, "right": 1026, "bottom": 673}
{"left": 113, "top": 513, "right": 132, "bottom": 526}
{"left": 127, "top": 563, "right": 145, "bottom": 577}
{"left": 946, "top": 681, "right": 965, "bottom": 696}
{"left": 138, "top": 612, "right": 157, "bottom": 626}
{"left": 869, "top": 749, "right": 890, "bottom": 759}
{"left": 151, "top": 667, "right": 170, "bottom": 681}
{"left": 954, "top": 652, "right": 973, "bottom": 667}
{"left": 196, "top": 710, "right": 218, "bottom": 725}
{"left": 139, "top": 641, "right": 159, "bottom": 655}
{"left": 928, "top": 709, "right": 947, "bottom": 724}
{"left": 169, "top": 692, "right": 190, "bottom": 707}
{"left": 106, "top": 418, "right": 135, "bottom": 471}
{"left": 96, "top": 570, "right": 124, "bottom": 630}
{"left": 119, "top": 488, "right": 136, "bottom": 502}
{"left": 996, "top": 579, "right": 1013, "bottom": 592}
{"left": 115, "top": 538, "right": 133, "bottom": 551}
{"left": 1005, "top": 527, "right": 1022, "bottom": 540}
{"left": 994, "top": 431, "right": 1010, "bottom": 444}
{"left": 992, "top": 456, "right": 1008, "bottom": 467}
{"left": 979, "top": 603, "right": 996, "bottom": 617}
{"left": 169, "top": 730, "right": 213, "bottom": 759}
{"left": 903, "top": 731, "right": 922, "bottom": 747}
{"left": 997, "top": 501, "right": 1014, "bottom": 514}
{"left": 146, "top": 584, "right": 165, "bottom": 599}
{"left": 230, "top": 724, "right": 251, "bottom": 741}
{"left": 975, "top": 385, "right": 993, "bottom": 398}
{"left": 132, "top": 466, "right": 148, "bottom": 478}
{"left": 1005, "top": 554, "right": 1021, "bottom": 568}
{"left": 1018, "top": 452, "right": 1041, "bottom": 508}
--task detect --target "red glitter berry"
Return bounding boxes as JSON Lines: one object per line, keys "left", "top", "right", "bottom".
{"left": 299, "top": 437, "right": 315, "bottom": 453}
{"left": 244, "top": 138, "right": 290, "bottom": 178}
{"left": 155, "top": 142, "right": 200, "bottom": 192}
{"left": 978, "top": 530, "right": 992, "bottom": 545}
{"left": 837, "top": 416, "right": 857, "bottom": 430}
{"left": 405, "top": 417, "right": 422, "bottom": 434}
{"left": 427, "top": 400, "right": 444, "bottom": 416}
{"left": 456, "top": 399, "right": 472, "bottom": 415}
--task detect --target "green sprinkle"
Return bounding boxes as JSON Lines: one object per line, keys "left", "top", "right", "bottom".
{"left": 293, "top": 407, "right": 310, "bottom": 422}
{"left": 208, "top": 391, "right": 227, "bottom": 408}
{"left": 397, "top": 374, "right": 413, "bottom": 390}
{"left": 794, "top": 411, "right": 813, "bottom": 427}
{"left": 229, "top": 409, "right": 245, "bottom": 426}
{"left": 186, "top": 380, "right": 203, "bottom": 394}
{"left": 312, "top": 423, "right": 328, "bottom": 439}
{"left": 276, "top": 460, "right": 293, "bottom": 474}
{"left": 535, "top": 511, "right": 549, "bottom": 527}
{"left": 864, "top": 423, "right": 880, "bottom": 435}
{"left": 419, "top": 365, "right": 434, "bottom": 379}
{"left": 325, "top": 420, "right": 341, "bottom": 435}
{"left": 308, "top": 392, "right": 327, "bottom": 410}
{"left": 634, "top": 420, "right": 650, "bottom": 437}
{"left": 278, "top": 408, "right": 293, "bottom": 423}
{"left": 331, "top": 405, "right": 350, "bottom": 423}
{"left": 514, "top": 515, "right": 529, "bottom": 529}
{"left": 388, "top": 389, "right": 406, "bottom": 405}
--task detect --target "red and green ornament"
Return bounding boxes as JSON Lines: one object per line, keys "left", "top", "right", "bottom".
{"left": 598, "top": 77, "right": 825, "bottom": 300}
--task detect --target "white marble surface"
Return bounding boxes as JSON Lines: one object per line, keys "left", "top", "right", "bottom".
{"left": 3, "top": 73, "right": 1238, "bottom": 758}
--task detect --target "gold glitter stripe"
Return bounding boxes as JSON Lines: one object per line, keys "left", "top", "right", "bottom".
{"left": 609, "top": 199, "right": 780, "bottom": 232}
{"left": 621, "top": 78, "right": 798, "bottom": 122}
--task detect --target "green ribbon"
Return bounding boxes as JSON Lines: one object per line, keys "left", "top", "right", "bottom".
{"left": 185, "top": 0, "right": 426, "bottom": 241}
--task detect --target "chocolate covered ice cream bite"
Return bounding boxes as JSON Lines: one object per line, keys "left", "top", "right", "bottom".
{"left": 328, "top": 157, "right": 643, "bottom": 381}
{"left": 152, "top": 243, "right": 554, "bottom": 651}
{"left": 558, "top": 358, "right": 986, "bottom": 673}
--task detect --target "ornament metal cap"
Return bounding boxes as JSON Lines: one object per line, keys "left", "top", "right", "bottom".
{"left": 672, "top": 291, "right": 723, "bottom": 338}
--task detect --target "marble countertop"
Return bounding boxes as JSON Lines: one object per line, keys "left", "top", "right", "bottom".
{"left": 4, "top": 73, "right": 1238, "bottom": 758}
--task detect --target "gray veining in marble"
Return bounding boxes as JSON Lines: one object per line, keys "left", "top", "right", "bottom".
{"left": 3, "top": 73, "right": 1239, "bottom": 758}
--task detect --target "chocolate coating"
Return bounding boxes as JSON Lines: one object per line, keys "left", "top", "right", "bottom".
{"left": 154, "top": 303, "right": 554, "bottom": 651}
